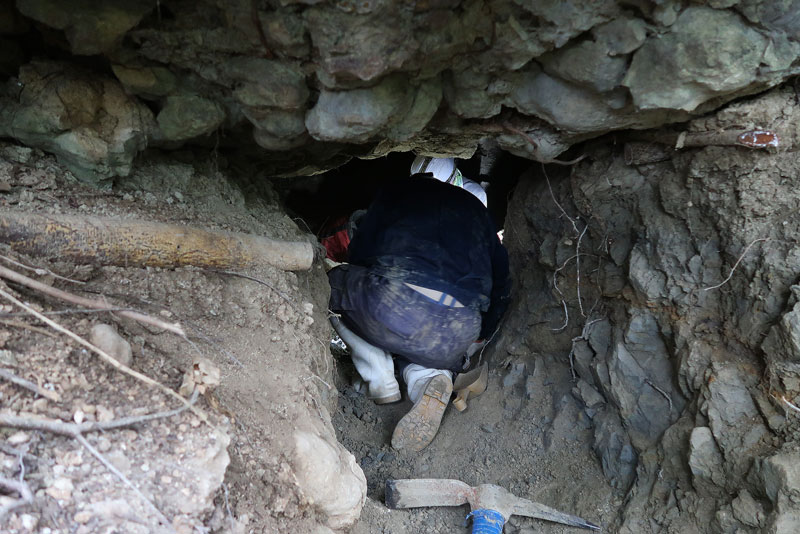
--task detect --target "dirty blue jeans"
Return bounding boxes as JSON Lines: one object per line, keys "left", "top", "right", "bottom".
{"left": 328, "top": 264, "right": 481, "bottom": 373}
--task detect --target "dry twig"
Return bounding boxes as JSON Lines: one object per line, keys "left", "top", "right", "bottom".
{"left": 0, "top": 286, "right": 217, "bottom": 433}
{"left": 0, "top": 476, "right": 33, "bottom": 520}
{"left": 703, "top": 238, "right": 769, "bottom": 291}
{"left": 0, "top": 391, "right": 199, "bottom": 529}
{"left": 0, "top": 318, "right": 59, "bottom": 338}
{"left": 0, "top": 253, "right": 85, "bottom": 285}
{"left": 0, "top": 368, "right": 60, "bottom": 402}
{"left": 0, "top": 264, "right": 185, "bottom": 335}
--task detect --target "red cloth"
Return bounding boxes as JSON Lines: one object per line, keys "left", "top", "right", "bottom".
{"left": 320, "top": 216, "right": 351, "bottom": 262}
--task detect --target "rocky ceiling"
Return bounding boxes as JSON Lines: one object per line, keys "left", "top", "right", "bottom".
{"left": 1, "top": 0, "right": 799, "bottom": 183}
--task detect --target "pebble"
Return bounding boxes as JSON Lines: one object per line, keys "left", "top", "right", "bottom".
{"left": 73, "top": 511, "right": 91, "bottom": 524}
{"left": 96, "top": 405, "right": 114, "bottom": 422}
{"left": 46, "top": 477, "right": 74, "bottom": 500}
{"left": 73, "top": 410, "right": 86, "bottom": 424}
{"left": 8, "top": 431, "right": 30, "bottom": 445}
{"left": 90, "top": 324, "right": 133, "bottom": 367}
{"left": 20, "top": 514, "right": 37, "bottom": 530}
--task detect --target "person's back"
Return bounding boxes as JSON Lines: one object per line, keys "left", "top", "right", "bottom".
{"left": 348, "top": 175, "right": 501, "bottom": 314}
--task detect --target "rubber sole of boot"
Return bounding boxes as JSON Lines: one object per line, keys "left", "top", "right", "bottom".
{"left": 371, "top": 391, "right": 402, "bottom": 404}
{"left": 391, "top": 374, "right": 453, "bottom": 452}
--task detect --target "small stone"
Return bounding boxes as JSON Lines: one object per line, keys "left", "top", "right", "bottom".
{"left": 96, "top": 437, "right": 112, "bottom": 453}
{"left": 96, "top": 405, "right": 114, "bottom": 422}
{"left": 73, "top": 511, "right": 91, "bottom": 524}
{"left": 0, "top": 349, "right": 18, "bottom": 366}
{"left": 20, "top": 514, "right": 37, "bottom": 529}
{"left": 46, "top": 477, "right": 74, "bottom": 500}
{"left": 73, "top": 410, "right": 85, "bottom": 424}
{"left": 8, "top": 431, "right": 30, "bottom": 445}
{"left": 303, "top": 302, "right": 314, "bottom": 315}
{"left": 90, "top": 324, "right": 133, "bottom": 367}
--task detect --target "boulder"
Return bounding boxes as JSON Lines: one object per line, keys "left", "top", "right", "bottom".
{"left": 17, "top": 0, "right": 154, "bottom": 55}
{"left": 292, "top": 430, "right": 366, "bottom": 530}
{"left": 0, "top": 60, "right": 154, "bottom": 183}
{"left": 623, "top": 7, "right": 775, "bottom": 111}
{"left": 156, "top": 94, "right": 226, "bottom": 142}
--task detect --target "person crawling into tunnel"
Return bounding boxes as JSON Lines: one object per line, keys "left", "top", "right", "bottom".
{"left": 327, "top": 157, "right": 511, "bottom": 452}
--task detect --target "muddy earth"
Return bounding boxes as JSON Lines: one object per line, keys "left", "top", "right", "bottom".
{"left": 2, "top": 83, "right": 800, "bottom": 534}
{"left": 1, "top": 1, "right": 800, "bottom": 531}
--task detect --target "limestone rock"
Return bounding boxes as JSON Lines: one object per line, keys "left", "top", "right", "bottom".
{"left": 703, "top": 362, "right": 769, "bottom": 477}
{"left": 758, "top": 452, "right": 800, "bottom": 505}
{"left": 540, "top": 40, "right": 629, "bottom": 93}
{"left": 763, "top": 286, "right": 800, "bottom": 363}
{"left": 111, "top": 64, "right": 177, "bottom": 99}
{"left": 591, "top": 16, "right": 647, "bottom": 56}
{"left": 224, "top": 58, "right": 309, "bottom": 110}
{"left": 604, "top": 312, "right": 684, "bottom": 450}
{"left": 306, "top": 75, "right": 415, "bottom": 143}
{"left": 732, "top": 489, "right": 766, "bottom": 528}
{"left": 305, "top": 4, "right": 416, "bottom": 85}
{"left": 17, "top": 0, "right": 155, "bottom": 55}
{"left": 592, "top": 409, "right": 637, "bottom": 490}
{"left": 0, "top": 60, "right": 154, "bottom": 183}
{"left": 90, "top": 324, "right": 132, "bottom": 367}
{"left": 623, "top": 7, "right": 771, "bottom": 111}
{"left": 156, "top": 94, "right": 225, "bottom": 142}
{"left": 292, "top": 430, "right": 366, "bottom": 530}
{"left": 688, "top": 426, "right": 725, "bottom": 491}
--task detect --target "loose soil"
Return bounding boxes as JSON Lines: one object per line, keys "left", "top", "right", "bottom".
{"left": 0, "top": 143, "right": 619, "bottom": 533}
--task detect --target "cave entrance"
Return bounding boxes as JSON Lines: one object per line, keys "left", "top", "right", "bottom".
{"left": 279, "top": 149, "right": 529, "bottom": 240}
{"left": 274, "top": 148, "right": 619, "bottom": 533}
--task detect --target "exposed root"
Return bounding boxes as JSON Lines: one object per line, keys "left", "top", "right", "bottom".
{"left": 703, "top": 238, "right": 769, "bottom": 291}
{"left": 0, "top": 264, "right": 185, "bottom": 335}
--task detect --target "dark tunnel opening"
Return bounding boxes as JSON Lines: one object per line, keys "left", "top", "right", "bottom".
{"left": 277, "top": 148, "right": 534, "bottom": 242}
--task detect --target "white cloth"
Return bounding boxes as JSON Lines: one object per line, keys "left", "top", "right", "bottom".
{"left": 403, "top": 364, "right": 452, "bottom": 404}
{"left": 330, "top": 317, "right": 400, "bottom": 401}
{"left": 410, "top": 156, "right": 487, "bottom": 207}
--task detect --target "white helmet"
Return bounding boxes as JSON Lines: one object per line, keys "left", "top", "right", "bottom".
{"left": 410, "top": 156, "right": 458, "bottom": 184}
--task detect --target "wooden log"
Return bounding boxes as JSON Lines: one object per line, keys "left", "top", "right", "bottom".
{"left": 0, "top": 211, "right": 315, "bottom": 271}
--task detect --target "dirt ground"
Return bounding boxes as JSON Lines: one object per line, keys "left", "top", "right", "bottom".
{"left": 0, "top": 142, "right": 619, "bottom": 533}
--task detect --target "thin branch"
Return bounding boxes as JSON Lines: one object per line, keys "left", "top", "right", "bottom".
{"left": 0, "top": 264, "right": 185, "bottom": 335}
{"left": 0, "top": 368, "right": 60, "bottom": 402}
{"left": 703, "top": 238, "right": 769, "bottom": 291}
{"left": 0, "top": 476, "right": 33, "bottom": 520}
{"left": 0, "top": 253, "right": 85, "bottom": 285}
{"left": 0, "top": 390, "right": 198, "bottom": 435}
{"left": 0, "top": 306, "right": 135, "bottom": 318}
{"left": 0, "top": 286, "right": 218, "bottom": 434}
{"left": 75, "top": 433, "right": 173, "bottom": 530}
{"left": 0, "top": 318, "right": 59, "bottom": 338}
{"left": 0, "top": 392, "right": 199, "bottom": 528}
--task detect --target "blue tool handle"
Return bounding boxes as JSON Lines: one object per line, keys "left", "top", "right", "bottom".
{"left": 466, "top": 509, "right": 506, "bottom": 534}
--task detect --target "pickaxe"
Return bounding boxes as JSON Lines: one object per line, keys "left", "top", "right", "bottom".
{"left": 386, "top": 479, "right": 601, "bottom": 533}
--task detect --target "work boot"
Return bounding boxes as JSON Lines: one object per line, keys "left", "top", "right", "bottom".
{"left": 330, "top": 317, "right": 401, "bottom": 404}
{"left": 391, "top": 367, "right": 453, "bottom": 452}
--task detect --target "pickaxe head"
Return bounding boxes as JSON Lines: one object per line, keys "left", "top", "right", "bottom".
{"left": 386, "top": 478, "right": 601, "bottom": 533}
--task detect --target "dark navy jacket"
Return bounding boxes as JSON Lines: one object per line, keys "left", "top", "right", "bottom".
{"left": 348, "top": 175, "right": 511, "bottom": 339}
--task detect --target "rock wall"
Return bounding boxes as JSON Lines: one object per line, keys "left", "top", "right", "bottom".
{"left": 2, "top": 1, "right": 800, "bottom": 181}
{"left": 501, "top": 86, "right": 800, "bottom": 533}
